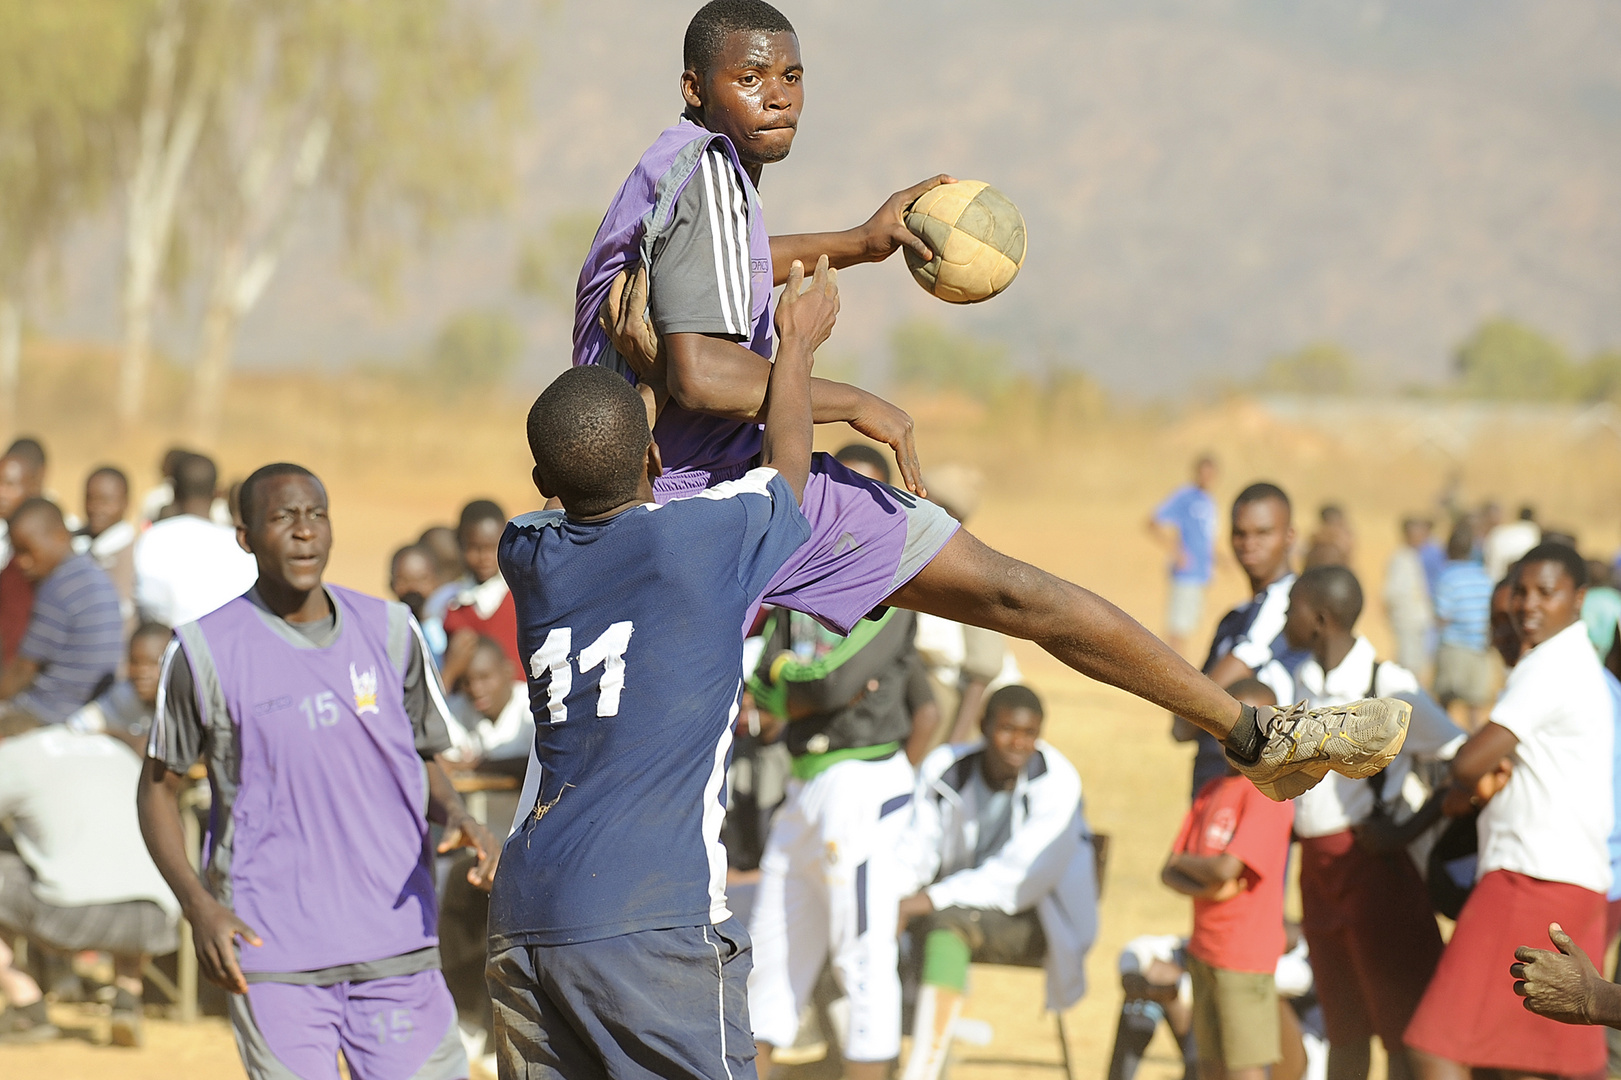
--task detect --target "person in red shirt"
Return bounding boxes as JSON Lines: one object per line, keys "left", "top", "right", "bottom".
{"left": 0, "top": 450, "right": 43, "bottom": 663}
{"left": 439, "top": 499, "right": 521, "bottom": 689}
{"left": 1163, "top": 678, "right": 1297, "bottom": 1080}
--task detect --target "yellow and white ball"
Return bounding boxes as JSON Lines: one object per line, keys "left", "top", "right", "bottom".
{"left": 903, "top": 180, "right": 1026, "bottom": 304}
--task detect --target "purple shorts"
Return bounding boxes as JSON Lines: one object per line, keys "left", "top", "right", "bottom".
{"left": 229, "top": 969, "right": 465, "bottom": 1080}
{"left": 661, "top": 453, "right": 959, "bottom": 635}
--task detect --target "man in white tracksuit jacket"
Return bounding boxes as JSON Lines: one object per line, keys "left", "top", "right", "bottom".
{"left": 896, "top": 685, "right": 1099, "bottom": 1080}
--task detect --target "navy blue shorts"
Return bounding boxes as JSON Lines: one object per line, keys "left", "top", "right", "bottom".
{"left": 486, "top": 918, "right": 755, "bottom": 1080}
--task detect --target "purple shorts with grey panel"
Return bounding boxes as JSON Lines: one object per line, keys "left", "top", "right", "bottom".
{"left": 658, "top": 452, "right": 959, "bottom": 636}
{"left": 228, "top": 969, "right": 465, "bottom": 1080}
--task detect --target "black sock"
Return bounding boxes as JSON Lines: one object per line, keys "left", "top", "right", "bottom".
{"left": 1106, "top": 1002, "right": 1159, "bottom": 1080}
{"left": 1224, "top": 704, "right": 1263, "bottom": 764}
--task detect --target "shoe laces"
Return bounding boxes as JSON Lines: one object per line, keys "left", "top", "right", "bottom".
{"left": 1269, "top": 699, "right": 1358, "bottom": 738}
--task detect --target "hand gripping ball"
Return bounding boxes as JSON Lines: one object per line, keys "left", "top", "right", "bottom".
{"left": 903, "top": 181, "right": 1026, "bottom": 304}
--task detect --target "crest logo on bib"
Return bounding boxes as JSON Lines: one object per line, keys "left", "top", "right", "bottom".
{"left": 350, "top": 664, "right": 380, "bottom": 716}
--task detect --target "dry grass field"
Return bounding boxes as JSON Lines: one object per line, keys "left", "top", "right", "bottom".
{"left": 5, "top": 344, "right": 1621, "bottom": 1078}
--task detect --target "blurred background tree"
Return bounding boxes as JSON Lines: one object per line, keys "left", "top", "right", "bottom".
{"left": 0, "top": 0, "right": 145, "bottom": 437}
{"left": 515, "top": 209, "right": 603, "bottom": 309}
{"left": 1254, "top": 341, "right": 1358, "bottom": 395}
{"left": 427, "top": 309, "right": 523, "bottom": 390}
{"left": 890, "top": 318, "right": 1007, "bottom": 395}
{"left": 1452, "top": 317, "right": 1576, "bottom": 401}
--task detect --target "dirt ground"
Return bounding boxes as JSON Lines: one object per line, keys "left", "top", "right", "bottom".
{"left": 6, "top": 354, "right": 1621, "bottom": 1078}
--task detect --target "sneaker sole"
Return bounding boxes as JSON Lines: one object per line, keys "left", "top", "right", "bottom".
{"left": 1327, "top": 700, "right": 1411, "bottom": 780}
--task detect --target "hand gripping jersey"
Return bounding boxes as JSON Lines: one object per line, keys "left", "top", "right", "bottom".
{"left": 160, "top": 588, "right": 441, "bottom": 975}
{"left": 574, "top": 118, "right": 774, "bottom": 496}
{"left": 490, "top": 469, "right": 809, "bottom": 949}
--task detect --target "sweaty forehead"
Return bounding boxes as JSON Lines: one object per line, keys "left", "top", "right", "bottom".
{"left": 256, "top": 475, "right": 326, "bottom": 515}
{"left": 716, "top": 28, "right": 800, "bottom": 70}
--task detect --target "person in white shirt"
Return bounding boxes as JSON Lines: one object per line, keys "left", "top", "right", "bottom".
{"left": 446, "top": 636, "right": 535, "bottom": 768}
{"left": 1406, "top": 543, "right": 1614, "bottom": 1080}
{"left": 1483, "top": 506, "right": 1540, "bottom": 584}
{"left": 1265, "top": 565, "right": 1462, "bottom": 1080}
{"left": 133, "top": 451, "right": 256, "bottom": 627}
{"left": 0, "top": 714, "right": 180, "bottom": 1046}
{"left": 895, "top": 685, "right": 1098, "bottom": 1080}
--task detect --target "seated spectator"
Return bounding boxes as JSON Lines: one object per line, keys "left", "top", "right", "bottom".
{"left": 0, "top": 713, "right": 180, "bottom": 1044}
{"left": 1406, "top": 544, "right": 1612, "bottom": 1079}
{"left": 64, "top": 622, "right": 170, "bottom": 752}
{"left": 72, "top": 465, "right": 137, "bottom": 626}
{"left": 1, "top": 500, "right": 123, "bottom": 725}
{"left": 1161, "top": 677, "right": 1295, "bottom": 1080}
{"left": 896, "top": 685, "right": 1097, "bottom": 1080}
{"left": 446, "top": 636, "right": 534, "bottom": 769}
{"left": 439, "top": 500, "right": 520, "bottom": 688}
{"left": 0, "top": 449, "right": 44, "bottom": 663}
{"left": 1433, "top": 520, "right": 1494, "bottom": 731}
{"left": 390, "top": 543, "right": 448, "bottom": 662}
{"left": 133, "top": 452, "right": 256, "bottom": 626}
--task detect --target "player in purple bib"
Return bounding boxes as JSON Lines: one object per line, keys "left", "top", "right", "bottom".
{"left": 581, "top": 6, "right": 1409, "bottom": 836}
{"left": 138, "top": 464, "right": 498, "bottom": 1080}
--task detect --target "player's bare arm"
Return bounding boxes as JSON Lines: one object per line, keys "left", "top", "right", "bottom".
{"left": 136, "top": 760, "right": 262, "bottom": 993}
{"left": 425, "top": 758, "right": 500, "bottom": 890}
{"left": 599, "top": 289, "right": 924, "bottom": 494}
{"left": 759, "top": 256, "right": 837, "bottom": 501}
{"left": 768, "top": 174, "right": 957, "bottom": 283}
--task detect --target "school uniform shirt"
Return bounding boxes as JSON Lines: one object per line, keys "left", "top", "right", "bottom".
{"left": 1285, "top": 638, "right": 1463, "bottom": 839}
{"left": 442, "top": 574, "right": 522, "bottom": 674}
{"left": 490, "top": 468, "right": 810, "bottom": 950}
{"left": 1480, "top": 620, "right": 1614, "bottom": 894}
{"left": 1175, "top": 774, "right": 1295, "bottom": 974}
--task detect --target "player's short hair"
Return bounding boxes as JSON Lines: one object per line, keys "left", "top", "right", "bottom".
{"left": 684, "top": 0, "right": 795, "bottom": 74}
{"left": 5, "top": 437, "right": 45, "bottom": 472}
{"left": 982, "top": 684, "right": 1044, "bottom": 727}
{"left": 834, "top": 443, "right": 891, "bottom": 485}
{"left": 1446, "top": 519, "right": 1474, "bottom": 560}
{"left": 1232, "top": 481, "right": 1290, "bottom": 518}
{"left": 458, "top": 499, "right": 507, "bottom": 537}
{"left": 239, "top": 462, "right": 320, "bottom": 530}
{"left": 527, "top": 367, "right": 651, "bottom": 517}
{"left": 1519, "top": 541, "right": 1587, "bottom": 589}
{"left": 173, "top": 452, "right": 219, "bottom": 503}
{"left": 1222, "top": 677, "right": 1277, "bottom": 707}
{"left": 9, "top": 496, "right": 64, "bottom": 535}
{"left": 130, "top": 620, "right": 173, "bottom": 648}
{"left": 88, "top": 465, "right": 129, "bottom": 494}
{"left": 1294, "top": 564, "right": 1363, "bottom": 630}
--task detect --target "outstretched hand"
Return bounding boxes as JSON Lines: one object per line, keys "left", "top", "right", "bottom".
{"left": 439, "top": 810, "right": 501, "bottom": 892}
{"left": 848, "top": 394, "right": 924, "bottom": 497}
{"left": 858, "top": 175, "right": 957, "bottom": 264}
{"left": 773, "top": 254, "right": 840, "bottom": 357}
{"left": 1512, "top": 923, "right": 1606, "bottom": 1026}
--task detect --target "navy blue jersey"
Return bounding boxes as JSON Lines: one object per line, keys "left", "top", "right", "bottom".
{"left": 489, "top": 469, "right": 809, "bottom": 948}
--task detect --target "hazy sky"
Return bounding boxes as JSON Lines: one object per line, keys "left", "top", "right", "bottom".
{"left": 40, "top": 0, "right": 1621, "bottom": 395}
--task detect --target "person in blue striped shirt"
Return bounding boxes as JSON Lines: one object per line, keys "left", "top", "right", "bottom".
{"left": 0, "top": 499, "right": 122, "bottom": 725}
{"left": 1433, "top": 521, "right": 1496, "bottom": 731}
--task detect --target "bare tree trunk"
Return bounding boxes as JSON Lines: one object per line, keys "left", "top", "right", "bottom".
{"left": 185, "top": 114, "right": 330, "bottom": 443}
{"left": 119, "top": 0, "right": 210, "bottom": 430}
{"left": 0, "top": 296, "right": 18, "bottom": 442}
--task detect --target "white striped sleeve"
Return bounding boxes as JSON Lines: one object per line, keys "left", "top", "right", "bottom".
{"left": 648, "top": 147, "right": 754, "bottom": 340}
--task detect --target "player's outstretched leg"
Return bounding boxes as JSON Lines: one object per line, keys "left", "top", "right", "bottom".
{"left": 885, "top": 530, "right": 1410, "bottom": 800}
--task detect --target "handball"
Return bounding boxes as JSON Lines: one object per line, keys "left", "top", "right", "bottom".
{"left": 903, "top": 181, "right": 1026, "bottom": 304}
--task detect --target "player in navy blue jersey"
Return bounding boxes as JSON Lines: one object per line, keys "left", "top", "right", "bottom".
{"left": 485, "top": 257, "right": 837, "bottom": 1080}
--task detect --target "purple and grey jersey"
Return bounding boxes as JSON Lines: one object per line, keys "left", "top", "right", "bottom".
{"left": 148, "top": 585, "right": 455, "bottom": 982}
{"left": 575, "top": 117, "right": 774, "bottom": 497}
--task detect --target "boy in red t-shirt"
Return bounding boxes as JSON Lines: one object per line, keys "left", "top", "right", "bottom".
{"left": 1162, "top": 678, "right": 1296, "bottom": 1080}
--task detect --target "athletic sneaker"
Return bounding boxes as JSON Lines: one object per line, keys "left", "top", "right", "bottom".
{"left": 0, "top": 1001, "right": 60, "bottom": 1044}
{"left": 109, "top": 988, "right": 144, "bottom": 1048}
{"left": 1228, "top": 698, "right": 1412, "bottom": 801}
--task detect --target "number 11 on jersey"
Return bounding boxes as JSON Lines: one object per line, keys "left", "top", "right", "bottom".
{"left": 529, "top": 621, "right": 635, "bottom": 723}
